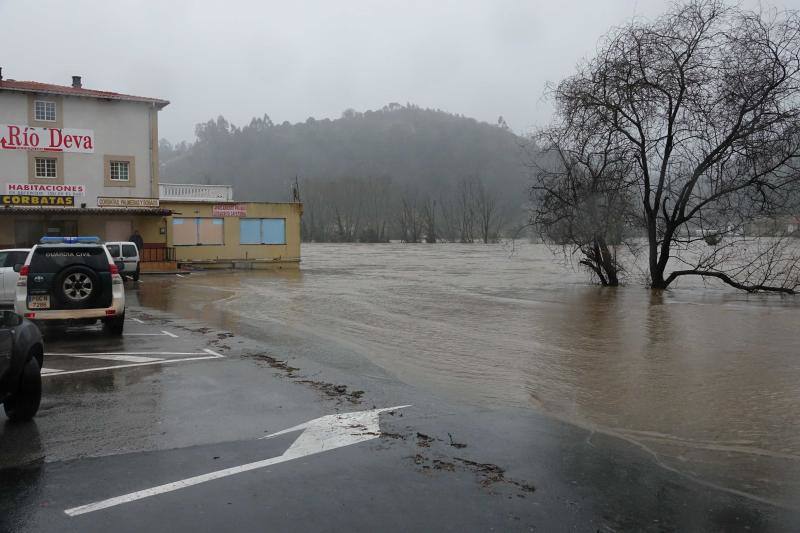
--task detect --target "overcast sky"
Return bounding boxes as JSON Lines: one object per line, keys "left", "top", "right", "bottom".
{"left": 1, "top": 0, "right": 794, "bottom": 142}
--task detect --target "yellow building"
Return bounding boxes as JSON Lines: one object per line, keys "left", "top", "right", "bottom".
{"left": 161, "top": 199, "right": 302, "bottom": 270}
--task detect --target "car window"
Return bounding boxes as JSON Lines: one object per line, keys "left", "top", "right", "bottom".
{"left": 0, "top": 253, "right": 6, "bottom": 268}
{"left": 29, "top": 246, "right": 110, "bottom": 273}
{"left": 106, "top": 244, "right": 121, "bottom": 257}
{"left": 5, "top": 251, "right": 29, "bottom": 268}
{"left": 122, "top": 245, "right": 138, "bottom": 257}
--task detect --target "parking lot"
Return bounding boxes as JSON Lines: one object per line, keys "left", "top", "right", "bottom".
{"left": 39, "top": 320, "right": 224, "bottom": 379}
{"left": 2, "top": 295, "right": 799, "bottom": 532}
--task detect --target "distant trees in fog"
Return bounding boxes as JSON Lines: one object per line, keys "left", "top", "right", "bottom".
{"left": 160, "top": 104, "right": 531, "bottom": 241}
{"left": 300, "top": 175, "right": 508, "bottom": 243}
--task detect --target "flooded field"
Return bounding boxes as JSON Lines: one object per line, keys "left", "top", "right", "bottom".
{"left": 135, "top": 242, "right": 800, "bottom": 507}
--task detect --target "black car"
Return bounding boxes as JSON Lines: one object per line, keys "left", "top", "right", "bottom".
{"left": 0, "top": 310, "right": 44, "bottom": 422}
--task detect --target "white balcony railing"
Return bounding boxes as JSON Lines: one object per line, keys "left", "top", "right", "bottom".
{"left": 159, "top": 183, "right": 234, "bottom": 202}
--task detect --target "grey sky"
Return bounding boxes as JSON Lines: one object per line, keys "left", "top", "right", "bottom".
{"left": 1, "top": 0, "right": 793, "bottom": 142}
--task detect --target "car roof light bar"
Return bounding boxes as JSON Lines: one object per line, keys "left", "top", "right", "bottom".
{"left": 39, "top": 236, "right": 102, "bottom": 244}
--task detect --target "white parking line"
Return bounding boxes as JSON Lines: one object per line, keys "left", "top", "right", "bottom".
{"left": 46, "top": 351, "right": 210, "bottom": 357}
{"left": 42, "top": 367, "right": 65, "bottom": 375}
{"left": 123, "top": 330, "right": 178, "bottom": 338}
{"left": 60, "top": 354, "right": 163, "bottom": 363}
{"left": 130, "top": 318, "right": 145, "bottom": 324}
{"left": 41, "top": 353, "right": 225, "bottom": 378}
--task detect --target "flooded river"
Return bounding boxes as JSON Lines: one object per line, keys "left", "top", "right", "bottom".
{"left": 135, "top": 242, "right": 800, "bottom": 507}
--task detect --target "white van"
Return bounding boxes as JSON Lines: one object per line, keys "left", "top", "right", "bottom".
{"left": 104, "top": 242, "right": 141, "bottom": 281}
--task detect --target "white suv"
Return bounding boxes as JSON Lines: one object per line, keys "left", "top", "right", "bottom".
{"left": 0, "top": 249, "right": 31, "bottom": 307}
{"left": 105, "top": 241, "right": 141, "bottom": 281}
{"left": 15, "top": 237, "right": 126, "bottom": 335}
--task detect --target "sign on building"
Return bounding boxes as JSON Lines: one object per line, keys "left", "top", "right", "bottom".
{"left": 6, "top": 183, "right": 86, "bottom": 196}
{"left": 97, "top": 197, "right": 160, "bottom": 208}
{"left": 0, "top": 124, "right": 95, "bottom": 153}
{"left": 212, "top": 203, "right": 247, "bottom": 217}
{"left": 1, "top": 195, "right": 75, "bottom": 206}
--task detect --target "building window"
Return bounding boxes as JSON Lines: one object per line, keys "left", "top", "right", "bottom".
{"left": 240, "top": 218, "right": 286, "bottom": 244}
{"left": 35, "top": 157, "right": 57, "bottom": 178}
{"left": 34, "top": 100, "right": 57, "bottom": 122}
{"left": 172, "top": 218, "right": 224, "bottom": 246}
{"left": 109, "top": 161, "right": 130, "bottom": 182}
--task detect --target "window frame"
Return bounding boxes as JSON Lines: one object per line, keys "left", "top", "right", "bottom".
{"left": 34, "top": 157, "right": 58, "bottom": 179}
{"left": 109, "top": 160, "right": 130, "bottom": 182}
{"left": 33, "top": 100, "right": 57, "bottom": 122}
{"left": 239, "top": 218, "right": 287, "bottom": 245}
{"left": 172, "top": 217, "right": 225, "bottom": 246}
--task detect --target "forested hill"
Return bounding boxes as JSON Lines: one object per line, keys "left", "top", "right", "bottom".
{"left": 160, "top": 104, "right": 530, "bottom": 203}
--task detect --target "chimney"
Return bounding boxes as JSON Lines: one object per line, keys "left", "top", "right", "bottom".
{"left": 72, "top": 75, "right": 82, "bottom": 88}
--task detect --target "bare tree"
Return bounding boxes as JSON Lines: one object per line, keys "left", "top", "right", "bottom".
{"left": 397, "top": 190, "right": 423, "bottom": 243}
{"left": 456, "top": 177, "right": 477, "bottom": 243}
{"left": 421, "top": 197, "right": 437, "bottom": 243}
{"left": 540, "top": 0, "right": 800, "bottom": 293}
{"left": 531, "top": 126, "right": 637, "bottom": 286}
{"left": 474, "top": 177, "right": 506, "bottom": 244}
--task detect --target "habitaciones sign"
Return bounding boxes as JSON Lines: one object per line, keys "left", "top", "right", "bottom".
{"left": 97, "top": 197, "right": 160, "bottom": 208}
{"left": 212, "top": 203, "right": 247, "bottom": 217}
{"left": 6, "top": 183, "right": 86, "bottom": 196}
{"left": 2, "top": 195, "right": 75, "bottom": 206}
{"left": 0, "top": 124, "right": 95, "bottom": 153}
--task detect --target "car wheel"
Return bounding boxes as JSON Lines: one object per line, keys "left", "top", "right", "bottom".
{"left": 3, "top": 357, "right": 42, "bottom": 422}
{"left": 103, "top": 311, "right": 125, "bottom": 336}
{"left": 55, "top": 265, "right": 99, "bottom": 308}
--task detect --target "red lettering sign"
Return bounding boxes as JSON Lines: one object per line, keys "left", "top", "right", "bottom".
{"left": 1, "top": 124, "right": 94, "bottom": 153}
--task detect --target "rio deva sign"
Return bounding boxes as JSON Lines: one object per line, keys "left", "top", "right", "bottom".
{"left": 7, "top": 183, "right": 86, "bottom": 197}
{"left": 0, "top": 124, "right": 94, "bottom": 153}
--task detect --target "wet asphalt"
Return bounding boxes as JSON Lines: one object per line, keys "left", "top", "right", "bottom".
{"left": 1, "top": 285, "right": 799, "bottom": 532}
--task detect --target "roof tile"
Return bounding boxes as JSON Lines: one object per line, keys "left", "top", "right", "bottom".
{"left": 0, "top": 80, "right": 169, "bottom": 107}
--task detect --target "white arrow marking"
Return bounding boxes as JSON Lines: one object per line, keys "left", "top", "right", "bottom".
{"left": 64, "top": 405, "right": 410, "bottom": 517}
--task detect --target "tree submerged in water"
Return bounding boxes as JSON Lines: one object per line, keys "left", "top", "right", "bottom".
{"left": 532, "top": 0, "right": 800, "bottom": 293}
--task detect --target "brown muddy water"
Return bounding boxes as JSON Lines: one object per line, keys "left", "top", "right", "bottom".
{"left": 136, "top": 242, "right": 800, "bottom": 507}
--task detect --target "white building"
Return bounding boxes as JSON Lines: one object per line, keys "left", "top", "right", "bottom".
{"left": 0, "top": 70, "right": 169, "bottom": 246}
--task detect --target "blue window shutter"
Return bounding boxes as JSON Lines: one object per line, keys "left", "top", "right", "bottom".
{"left": 261, "top": 219, "right": 285, "bottom": 244}
{"left": 240, "top": 219, "right": 261, "bottom": 244}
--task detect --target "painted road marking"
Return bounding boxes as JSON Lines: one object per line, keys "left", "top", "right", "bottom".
{"left": 41, "top": 367, "right": 64, "bottom": 375}
{"left": 60, "top": 354, "right": 163, "bottom": 363}
{"left": 130, "top": 318, "right": 145, "bottom": 324}
{"left": 64, "top": 405, "right": 411, "bottom": 517}
{"left": 46, "top": 351, "right": 211, "bottom": 357}
{"left": 123, "top": 330, "right": 179, "bottom": 338}
{"left": 42, "top": 350, "right": 226, "bottom": 378}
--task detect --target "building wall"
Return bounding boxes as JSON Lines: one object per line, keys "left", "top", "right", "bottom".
{"left": 0, "top": 92, "right": 158, "bottom": 205}
{"left": 161, "top": 201, "right": 302, "bottom": 266}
